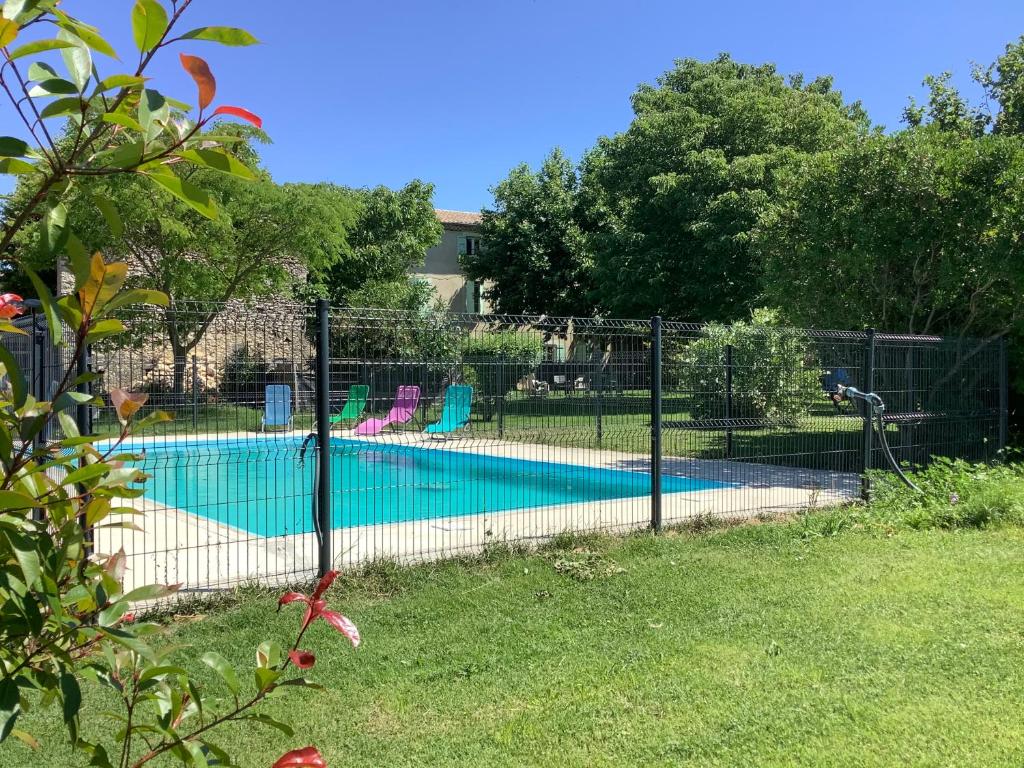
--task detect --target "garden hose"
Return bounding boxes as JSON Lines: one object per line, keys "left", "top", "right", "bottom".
{"left": 298, "top": 432, "right": 325, "bottom": 547}
{"left": 837, "top": 385, "right": 922, "bottom": 493}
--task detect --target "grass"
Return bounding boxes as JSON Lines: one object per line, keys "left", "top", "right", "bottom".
{"left": 5, "top": 516, "right": 1024, "bottom": 767}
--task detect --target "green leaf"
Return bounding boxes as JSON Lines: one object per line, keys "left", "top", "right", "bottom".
{"left": 138, "top": 88, "right": 168, "bottom": 141}
{"left": 2, "top": 0, "right": 41, "bottom": 21}
{"left": 101, "top": 111, "right": 144, "bottom": 132}
{"left": 91, "top": 194, "right": 123, "bottom": 238}
{"left": 138, "top": 664, "right": 187, "bottom": 684}
{"left": 38, "top": 96, "right": 84, "bottom": 119}
{"left": 256, "top": 640, "right": 281, "bottom": 668}
{"left": 131, "top": 0, "right": 167, "bottom": 53}
{"left": 0, "top": 344, "right": 26, "bottom": 407}
{"left": 9, "top": 533, "right": 41, "bottom": 585}
{"left": 0, "top": 489, "right": 38, "bottom": 511}
{"left": 253, "top": 666, "right": 280, "bottom": 693}
{"left": 95, "top": 74, "right": 145, "bottom": 93}
{"left": 84, "top": 317, "right": 125, "bottom": 344}
{"left": 7, "top": 38, "right": 76, "bottom": 61}
{"left": 0, "top": 677, "right": 20, "bottom": 742}
{"left": 122, "top": 582, "right": 180, "bottom": 602}
{"left": 23, "top": 266, "right": 62, "bottom": 345}
{"left": 55, "top": 17, "right": 117, "bottom": 59}
{"left": 26, "top": 61, "right": 58, "bottom": 81}
{"left": 95, "top": 140, "right": 144, "bottom": 170}
{"left": 39, "top": 202, "right": 69, "bottom": 256}
{"left": 144, "top": 171, "right": 217, "bottom": 219}
{"left": 175, "top": 148, "right": 256, "bottom": 180}
{"left": 133, "top": 410, "right": 173, "bottom": 431}
{"left": 63, "top": 462, "right": 111, "bottom": 486}
{"left": 0, "top": 17, "right": 17, "bottom": 47}
{"left": 247, "top": 713, "right": 293, "bottom": 737}
{"left": 0, "top": 157, "right": 35, "bottom": 174}
{"left": 164, "top": 95, "right": 192, "bottom": 111}
{"left": 102, "top": 288, "right": 168, "bottom": 313}
{"left": 64, "top": 233, "right": 90, "bottom": 290}
{"left": 28, "top": 78, "right": 79, "bottom": 97}
{"left": 200, "top": 652, "right": 238, "bottom": 695}
{"left": 59, "top": 673, "right": 81, "bottom": 743}
{"left": 179, "top": 26, "right": 258, "bottom": 46}
{"left": 0, "top": 136, "right": 29, "bottom": 156}
{"left": 57, "top": 29, "right": 91, "bottom": 92}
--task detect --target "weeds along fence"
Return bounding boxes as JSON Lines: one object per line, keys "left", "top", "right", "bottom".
{"left": 9, "top": 301, "right": 1006, "bottom": 593}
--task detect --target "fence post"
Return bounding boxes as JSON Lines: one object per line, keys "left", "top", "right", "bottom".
{"left": 595, "top": 343, "right": 603, "bottom": 447}
{"left": 724, "top": 343, "right": 734, "bottom": 459}
{"left": 999, "top": 335, "right": 1009, "bottom": 455}
{"left": 860, "top": 327, "right": 876, "bottom": 501}
{"left": 497, "top": 352, "right": 505, "bottom": 439}
{"left": 315, "top": 299, "right": 332, "bottom": 577}
{"left": 651, "top": 316, "right": 662, "bottom": 531}
{"left": 191, "top": 355, "right": 199, "bottom": 430}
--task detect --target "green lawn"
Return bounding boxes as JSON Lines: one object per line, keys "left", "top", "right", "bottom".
{"left": 5, "top": 520, "right": 1024, "bottom": 767}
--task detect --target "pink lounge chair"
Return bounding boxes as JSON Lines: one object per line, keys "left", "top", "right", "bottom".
{"left": 354, "top": 385, "right": 420, "bottom": 436}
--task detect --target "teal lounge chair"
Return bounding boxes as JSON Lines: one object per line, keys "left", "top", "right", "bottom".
{"left": 261, "top": 384, "right": 293, "bottom": 431}
{"left": 330, "top": 384, "right": 368, "bottom": 428}
{"left": 425, "top": 385, "right": 473, "bottom": 436}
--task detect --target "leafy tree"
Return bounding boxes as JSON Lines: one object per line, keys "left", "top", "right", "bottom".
{"left": 976, "top": 35, "right": 1024, "bottom": 136}
{"left": 585, "top": 55, "right": 867, "bottom": 322}
{"left": 44, "top": 135, "right": 355, "bottom": 394}
{"left": 305, "top": 180, "right": 442, "bottom": 305}
{"left": 464, "top": 149, "right": 595, "bottom": 316}
{"left": 762, "top": 38, "right": 1024, "bottom": 399}
{"left": 332, "top": 278, "right": 464, "bottom": 371}
{"left": 760, "top": 127, "right": 1024, "bottom": 341}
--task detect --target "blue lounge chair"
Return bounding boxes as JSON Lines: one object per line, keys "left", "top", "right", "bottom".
{"left": 425, "top": 385, "right": 473, "bottom": 436}
{"left": 261, "top": 384, "right": 293, "bottom": 431}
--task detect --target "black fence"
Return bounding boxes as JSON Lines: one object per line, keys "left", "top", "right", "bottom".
{"left": 11, "top": 301, "right": 1006, "bottom": 594}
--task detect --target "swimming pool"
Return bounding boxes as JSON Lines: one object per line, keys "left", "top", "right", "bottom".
{"left": 128, "top": 437, "right": 730, "bottom": 537}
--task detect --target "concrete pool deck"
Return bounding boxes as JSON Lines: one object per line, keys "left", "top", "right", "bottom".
{"left": 94, "top": 430, "right": 860, "bottom": 593}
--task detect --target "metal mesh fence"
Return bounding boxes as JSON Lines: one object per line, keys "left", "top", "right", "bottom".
{"left": 13, "top": 302, "right": 1005, "bottom": 594}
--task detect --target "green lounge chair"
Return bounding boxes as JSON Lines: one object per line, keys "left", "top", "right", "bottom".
{"left": 425, "top": 385, "right": 473, "bottom": 436}
{"left": 330, "top": 384, "right": 368, "bottom": 428}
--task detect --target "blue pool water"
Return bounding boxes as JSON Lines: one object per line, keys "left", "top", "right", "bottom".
{"left": 126, "top": 438, "right": 730, "bottom": 537}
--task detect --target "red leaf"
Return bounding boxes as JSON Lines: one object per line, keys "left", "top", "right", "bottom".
{"left": 288, "top": 649, "right": 316, "bottom": 669}
{"left": 179, "top": 53, "right": 216, "bottom": 110}
{"left": 311, "top": 570, "right": 338, "bottom": 601}
{"left": 301, "top": 599, "right": 327, "bottom": 633}
{"left": 277, "top": 591, "right": 307, "bottom": 610}
{"left": 320, "top": 610, "right": 360, "bottom": 648}
{"left": 0, "top": 292, "right": 23, "bottom": 319}
{"left": 213, "top": 104, "right": 262, "bottom": 128}
{"left": 110, "top": 389, "right": 148, "bottom": 421}
{"left": 272, "top": 746, "right": 327, "bottom": 768}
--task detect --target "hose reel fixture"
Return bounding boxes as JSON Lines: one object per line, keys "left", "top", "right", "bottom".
{"left": 834, "top": 384, "right": 922, "bottom": 493}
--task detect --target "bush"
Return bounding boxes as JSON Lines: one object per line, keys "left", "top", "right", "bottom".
{"left": 462, "top": 331, "right": 544, "bottom": 420}
{"left": 867, "top": 457, "right": 1024, "bottom": 530}
{"left": 675, "top": 308, "right": 821, "bottom": 426}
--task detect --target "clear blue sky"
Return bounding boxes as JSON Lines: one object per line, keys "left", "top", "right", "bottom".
{"left": 3, "top": 1, "right": 1024, "bottom": 210}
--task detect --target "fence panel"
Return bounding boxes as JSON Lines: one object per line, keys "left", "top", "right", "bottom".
{"left": 10, "top": 301, "right": 1004, "bottom": 595}
{"left": 88, "top": 301, "right": 319, "bottom": 592}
